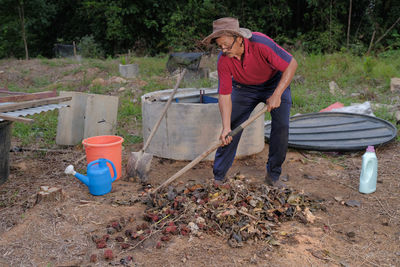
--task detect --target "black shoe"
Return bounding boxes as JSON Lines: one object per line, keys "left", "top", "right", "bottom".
{"left": 265, "top": 173, "right": 287, "bottom": 189}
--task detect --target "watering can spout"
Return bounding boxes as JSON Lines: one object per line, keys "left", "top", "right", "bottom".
{"left": 65, "top": 165, "right": 90, "bottom": 186}
{"left": 75, "top": 172, "right": 90, "bottom": 186}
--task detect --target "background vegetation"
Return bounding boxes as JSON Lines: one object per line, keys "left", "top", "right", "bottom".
{"left": 0, "top": 0, "right": 399, "bottom": 58}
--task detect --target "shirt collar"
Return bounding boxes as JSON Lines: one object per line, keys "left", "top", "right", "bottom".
{"left": 240, "top": 37, "right": 251, "bottom": 62}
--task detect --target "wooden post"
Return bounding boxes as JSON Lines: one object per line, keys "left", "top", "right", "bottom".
{"left": 73, "top": 41, "right": 77, "bottom": 58}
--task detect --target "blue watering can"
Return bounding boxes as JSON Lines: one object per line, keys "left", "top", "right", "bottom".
{"left": 65, "top": 158, "right": 117, "bottom": 196}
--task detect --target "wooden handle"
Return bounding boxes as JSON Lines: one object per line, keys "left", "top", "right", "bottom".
{"left": 0, "top": 113, "right": 34, "bottom": 123}
{"left": 142, "top": 68, "right": 186, "bottom": 152}
{"left": 152, "top": 104, "right": 269, "bottom": 194}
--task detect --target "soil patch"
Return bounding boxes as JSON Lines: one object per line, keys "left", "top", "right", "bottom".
{"left": 1, "top": 141, "right": 399, "bottom": 266}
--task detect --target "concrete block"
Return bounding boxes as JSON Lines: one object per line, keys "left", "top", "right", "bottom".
{"left": 56, "top": 91, "right": 88, "bottom": 145}
{"left": 56, "top": 91, "right": 119, "bottom": 145}
{"left": 390, "top": 77, "right": 400, "bottom": 93}
{"left": 83, "top": 94, "right": 119, "bottom": 138}
{"left": 119, "top": 64, "right": 139, "bottom": 78}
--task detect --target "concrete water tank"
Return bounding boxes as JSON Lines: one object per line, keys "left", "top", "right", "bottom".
{"left": 141, "top": 88, "right": 265, "bottom": 160}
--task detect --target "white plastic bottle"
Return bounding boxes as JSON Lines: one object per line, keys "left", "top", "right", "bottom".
{"left": 359, "top": 146, "right": 378, "bottom": 194}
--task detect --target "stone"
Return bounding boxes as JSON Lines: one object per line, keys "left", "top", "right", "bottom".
{"left": 91, "top": 78, "right": 107, "bottom": 87}
{"left": 390, "top": 78, "right": 400, "bottom": 93}
{"left": 395, "top": 110, "right": 400, "bottom": 123}
{"left": 329, "top": 81, "right": 345, "bottom": 95}
{"left": 110, "top": 76, "right": 127, "bottom": 84}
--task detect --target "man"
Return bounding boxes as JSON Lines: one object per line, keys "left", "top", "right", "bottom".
{"left": 202, "top": 17, "right": 298, "bottom": 187}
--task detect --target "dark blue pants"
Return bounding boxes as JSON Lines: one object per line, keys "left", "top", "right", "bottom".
{"left": 213, "top": 72, "right": 292, "bottom": 181}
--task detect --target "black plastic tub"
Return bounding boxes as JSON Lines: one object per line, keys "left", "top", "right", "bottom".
{"left": 0, "top": 121, "right": 12, "bottom": 185}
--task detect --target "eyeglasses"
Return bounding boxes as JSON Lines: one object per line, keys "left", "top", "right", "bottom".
{"left": 216, "top": 37, "right": 237, "bottom": 52}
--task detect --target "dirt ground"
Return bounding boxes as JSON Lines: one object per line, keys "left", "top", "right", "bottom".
{"left": 1, "top": 139, "right": 399, "bottom": 267}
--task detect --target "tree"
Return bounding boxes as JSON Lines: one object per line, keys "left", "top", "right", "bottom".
{"left": 18, "top": 0, "right": 28, "bottom": 59}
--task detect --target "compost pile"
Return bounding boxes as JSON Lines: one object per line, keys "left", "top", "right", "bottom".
{"left": 144, "top": 174, "right": 323, "bottom": 247}
{"left": 90, "top": 174, "right": 323, "bottom": 263}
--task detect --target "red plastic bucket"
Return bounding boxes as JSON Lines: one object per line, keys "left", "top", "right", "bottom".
{"left": 82, "top": 135, "right": 124, "bottom": 180}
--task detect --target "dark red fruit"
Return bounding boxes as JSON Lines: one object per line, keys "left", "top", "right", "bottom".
{"left": 165, "top": 226, "right": 178, "bottom": 234}
{"left": 96, "top": 240, "right": 107, "bottom": 249}
{"left": 161, "top": 235, "right": 170, "bottom": 242}
{"left": 125, "top": 229, "right": 133, "bottom": 237}
{"left": 121, "top": 243, "right": 130, "bottom": 249}
{"left": 111, "top": 221, "right": 122, "bottom": 231}
{"left": 180, "top": 225, "right": 190, "bottom": 236}
{"left": 141, "top": 222, "right": 149, "bottom": 230}
{"left": 90, "top": 254, "right": 97, "bottom": 263}
{"left": 104, "top": 249, "right": 113, "bottom": 260}
{"left": 115, "top": 236, "right": 124, "bottom": 242}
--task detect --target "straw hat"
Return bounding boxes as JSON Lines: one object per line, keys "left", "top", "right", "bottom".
{"left": 202, "top": 17, "right": 252, "bottom": 44}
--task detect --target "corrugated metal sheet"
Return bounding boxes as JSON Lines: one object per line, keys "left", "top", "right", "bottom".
{"left": 265, "top": 112, "right": 397, "bottom": 151}
{"left": 0, "top": 103, "right": 68, "bottom": 122}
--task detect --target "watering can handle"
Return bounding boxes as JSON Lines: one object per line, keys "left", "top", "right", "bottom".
{"left": 105, "top": 159, "right": 117, "bottom": 182}
{"left": 87, "top": 159, "right": 100, "bottom": 169}
{"left": 87, "top": 159, "right": 117, "bottom": 182}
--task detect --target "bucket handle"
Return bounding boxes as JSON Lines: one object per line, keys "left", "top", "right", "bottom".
{"left": 88, "top": 159, "right": 117, "bottom": 182}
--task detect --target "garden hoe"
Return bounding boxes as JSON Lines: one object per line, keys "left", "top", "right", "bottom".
{"left": 150, "top": 103, "right": 270, "bottom": 196}
{"left": 127, "top": 52, "right": 204, "bottom": 183}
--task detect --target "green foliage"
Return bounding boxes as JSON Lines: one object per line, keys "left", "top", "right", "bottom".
{"left": 363, "top": 56, "right": 375, "bottom": 77}
{"left": 78, "top": 35, "right": 105, "bottom": 58}
{"left": 1, "top": 0, "right": 400, "bottom": 56}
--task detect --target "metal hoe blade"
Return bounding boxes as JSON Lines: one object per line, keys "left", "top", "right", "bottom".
{"left": 126, "top": 151, "right": 153, "bottom": 182}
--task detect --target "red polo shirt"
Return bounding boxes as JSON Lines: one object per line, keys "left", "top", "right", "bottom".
{"left": 217, "top": 32, "right": 293, "bottom": 95}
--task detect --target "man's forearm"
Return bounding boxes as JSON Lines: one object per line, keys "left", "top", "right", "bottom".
{"left": 273, "top": 58, "right": 298, "bottom": 98}
{"left": 218, "top": 94, "right": 232, "bottom": 130}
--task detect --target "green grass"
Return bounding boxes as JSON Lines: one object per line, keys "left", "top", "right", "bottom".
{"left": 132, "top": 55, "right": 169, "bottom": 77}
{"left": 32, "top": 76, "right": 51, "bottom": 88}
{"left": 12, "top": 110, "right": 59, "bottom": 146}
{"left": 8, "top": 50, "right": 400, "bottom": 146}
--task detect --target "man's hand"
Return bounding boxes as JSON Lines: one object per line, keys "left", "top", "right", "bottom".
{"left": 266, "top": 93, "right": 282, "bottom": 112}
{"left": 266, "top": 58, "right": 298, "bottom": 112}
{"left": 218, "top": 94, "right": 233, "bottom": 146}
{"left": 220, "top": 128, "right": 232, "bottom": 146}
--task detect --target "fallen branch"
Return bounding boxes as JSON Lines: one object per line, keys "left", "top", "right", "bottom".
{"left": 10, "top": 147, "right": 72, "bottom": 153}
{"left": 237, "top": 209, "right": 259, "bottom": 221}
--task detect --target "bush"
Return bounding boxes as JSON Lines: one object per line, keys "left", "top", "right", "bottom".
{"left": 79, "top": 35, "right": 104, "bottom": 58}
